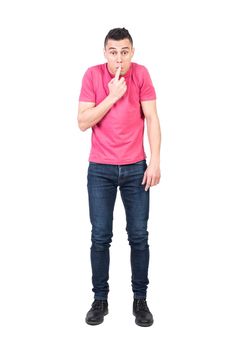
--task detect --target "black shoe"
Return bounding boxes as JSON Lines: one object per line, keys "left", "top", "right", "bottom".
{"left": 133, "top": 299, "right": 154, "bottom": 327}
{"left": 85, "top": 299, "right": 108, "bottom": 325}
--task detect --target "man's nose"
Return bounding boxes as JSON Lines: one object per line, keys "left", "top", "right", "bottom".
{"left": 116, "top": 53, "right": 122, "bottom": 62}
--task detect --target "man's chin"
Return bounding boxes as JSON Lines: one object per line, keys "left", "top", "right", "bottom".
{"left": 118, "top": 68, "right": 126, "bottom": 75}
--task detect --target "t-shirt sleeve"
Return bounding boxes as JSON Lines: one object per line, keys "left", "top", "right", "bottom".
{"left": 78, "top": 68, "right": 96, "bottom": 102}
{"left": 139, "top": 66, "right": 157, "bottom": 101}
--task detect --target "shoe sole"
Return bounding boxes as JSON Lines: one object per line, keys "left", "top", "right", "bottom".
{"left": 135, "top": 319, "right": 154, "bottom": 327}
{"left": 85, "top": 310, "right": 108, "bottom": 326}
{"left": 133, "top": 312, "right": 154, "bottom": 327}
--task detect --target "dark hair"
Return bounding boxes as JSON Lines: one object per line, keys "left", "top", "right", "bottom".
{"left": 104, "top": 27, "right": 133, "bottom": 48}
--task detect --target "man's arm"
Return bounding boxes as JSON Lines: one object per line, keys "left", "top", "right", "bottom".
{"left": 141, "top": 99, "right": 161, "bottom": 190}
{"left": 78, "top": 97, "right": 116, "bottom": 131}
{"left": 77, "top": 66, "right": 126, "bottom": 131}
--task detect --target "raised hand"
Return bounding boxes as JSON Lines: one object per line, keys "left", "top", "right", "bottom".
{"left": 108, "top": 66, "right": 127, "bottom": 102}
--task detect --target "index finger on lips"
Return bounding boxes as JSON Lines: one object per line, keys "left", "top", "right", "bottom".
{"left": 114, "top": 66, "right": 121, "bottom": 81}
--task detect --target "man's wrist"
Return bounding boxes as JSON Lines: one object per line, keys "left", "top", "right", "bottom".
{"left": 149, "top": 158, "right": 160, "bottom": 166}
{"left": 107, "top": 94, "right": 118, "bottom": 105}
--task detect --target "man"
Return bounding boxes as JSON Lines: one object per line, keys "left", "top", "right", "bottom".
{"left": 77, "top": 27, "right": 161, "bottom": 327}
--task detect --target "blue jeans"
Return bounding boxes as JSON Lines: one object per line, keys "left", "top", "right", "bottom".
{"left": 87, "top": 159, "right": 150, "bottom": 300}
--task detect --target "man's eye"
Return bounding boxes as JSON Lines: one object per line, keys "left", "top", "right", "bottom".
{"left": 122, "top": 51, "right": 128, "bottom": 55}
{"left": 111, "top": 52, "right": 117, "bottom": 55}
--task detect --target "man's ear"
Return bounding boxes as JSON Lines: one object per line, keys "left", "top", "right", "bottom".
{"left": 131, "top": 47, "right": 135, "bottom": 58}
{"left": 103, "top": 48, "right": 107, "bottom": 59}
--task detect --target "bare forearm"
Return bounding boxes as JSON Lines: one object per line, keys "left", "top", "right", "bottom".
{"left": 79, "top": 95, "right": 117, "bottom": 131}
{"left": 146, "top": 116, "right": 161, "bottom": 164}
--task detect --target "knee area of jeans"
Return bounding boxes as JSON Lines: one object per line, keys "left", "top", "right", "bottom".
{"left": 91, "top": 242, "right": 111, "bottom": 251}
{"left": 129, "top": 239, "right": 149, "bottom": 250}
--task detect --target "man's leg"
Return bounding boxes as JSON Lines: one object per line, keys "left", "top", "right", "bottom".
{"left": 119, "top": 160, "right": 150, "bottom": 298}
{"left": 119, "top": 160, "right": 153, "bottom": 326}
{"left": 87, "top": 162, "right": 118, "bottom": 301}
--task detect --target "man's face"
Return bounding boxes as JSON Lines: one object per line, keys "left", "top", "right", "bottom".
{"left": 104, "top": 39, "right": 135, "bottom": 76}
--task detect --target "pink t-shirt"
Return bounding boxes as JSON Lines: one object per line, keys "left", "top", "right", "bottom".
{"left": 79, "top": 62, "right": 156, "bottom": 165}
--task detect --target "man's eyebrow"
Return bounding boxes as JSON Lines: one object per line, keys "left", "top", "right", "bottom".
{"left": 108, "top": 47, "right": 130, "bottom": 50}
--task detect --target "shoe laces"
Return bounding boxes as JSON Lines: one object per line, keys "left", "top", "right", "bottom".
{"left": 91, "top": 300, "right": 105, "bottom": 311}
{"left": 136, "top": 299, "right": 149, "bottom": 312}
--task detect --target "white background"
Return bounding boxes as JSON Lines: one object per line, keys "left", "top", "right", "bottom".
{"left": 0, "top": 0, "right": 234, "bottom": 349}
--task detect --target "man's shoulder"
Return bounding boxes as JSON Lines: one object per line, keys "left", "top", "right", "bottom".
{"left": 132, "top": 62, "right": 148, "bottom": 74}
{"left": 86, "top": 63, "right": 106, "bottom": 74}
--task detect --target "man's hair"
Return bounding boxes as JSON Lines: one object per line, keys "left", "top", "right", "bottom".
{"left": 104, "top": 27, "right": 133, "bottom": 48}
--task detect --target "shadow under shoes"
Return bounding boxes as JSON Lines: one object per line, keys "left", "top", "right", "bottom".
{"left": 85, "top": 300, "right": 108, "bottom": 325}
